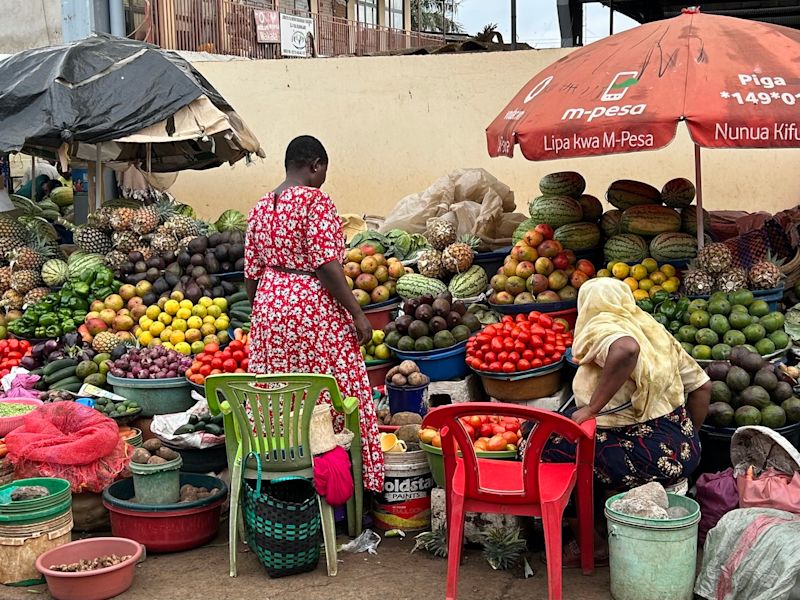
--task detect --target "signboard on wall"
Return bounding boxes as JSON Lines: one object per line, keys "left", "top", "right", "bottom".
{"left": 254, "top": 9, "right": 281, "bottom": 43}
{"left": 279, "top": 13, "right": 314, "bottom": 57}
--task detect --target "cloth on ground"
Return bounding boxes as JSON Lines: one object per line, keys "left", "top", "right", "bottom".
{"left": 313, "top": 445, "right": 354, "bottom": 506}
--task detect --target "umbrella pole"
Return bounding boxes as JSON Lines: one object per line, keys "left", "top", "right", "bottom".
{"left": 30, "top": 155, "right": 35, "bottom": 200}
{"left": 694, "top": 144, "right": 705, "bottom": 250}
{"left": 95, "top": 144, "right": 103, "bottom": 213}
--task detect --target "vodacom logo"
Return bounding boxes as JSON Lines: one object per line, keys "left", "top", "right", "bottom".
{"left": 524, "top": 76, "right": 553, "bottom": 104}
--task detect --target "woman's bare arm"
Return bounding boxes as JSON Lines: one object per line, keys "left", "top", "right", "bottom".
{"left": 245, "top": 278, "right": 258, "bottom": 305}
{"left": 686, "top": 381, "right": 712, "bottom": 430}
{"left": 316, "top": 260, "right": 372, "bottom": 345}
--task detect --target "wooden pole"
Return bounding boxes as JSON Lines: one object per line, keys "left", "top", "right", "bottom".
{"left": 694, "top": 144, "right": 704, "bottom": 250}
{"left": 511, "top": 0, "right": 517, "bottom": 49}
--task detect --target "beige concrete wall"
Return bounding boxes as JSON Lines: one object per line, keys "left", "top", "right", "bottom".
{"left": 174, "top": 50, "right": 800, "bottom": 221}
{"left": 0, "top": 0, "right": 62, "bottom": 53}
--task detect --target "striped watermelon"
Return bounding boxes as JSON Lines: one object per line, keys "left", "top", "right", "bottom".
{"left": 448, "top": 265, "right": 488, "bottom": 298}
{"left": 396, "top": 274, "right": 448, "bottom": 300}
{"left": 661, "top": 178, "right": 696, "bottom": 208}
{"left": 680, "top": 206, "right": 710, "bottom": 236}
{"left": 620, "top": 205, "right": 681, "bottom": 236}
{"left": 554, "top": 223, "right": 601, "bottom": 251}
{"left": 528, "top": 196, "right": 583, "bottom": 228}
{"left": 649, "top": 233, "right": 698, "bottom": 262}
{"left": 578, "top": 195, "right": 603, "bottom": 222}
{"left": 606, "top": 180, "right": 661, "bottom": 210}
{"left": 604, "top": 234, "right": 649, "bottom": 263}
{"left": 600, "top": 210, "right": 623, "bottom": 238}
{"left": 539, "top": 172, "right": 586, "bottom": 199}
{"left": 67, "top": 251, "right": 105, "bottom": 281}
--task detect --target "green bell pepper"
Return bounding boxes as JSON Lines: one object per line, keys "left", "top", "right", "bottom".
{"left": 651, "top": 290, "right": 670, "bottom": 305}
{"left": 653, "top": 314, "right": 669, "bottom": 327}
{"left": 94, "top": 270, "right": 113, "bottom": 287}
{"left": 38, "top": 313, "right": 58, "bottom": 328}
{"left": 676, "top": 297, "right": 690, "bottom": 314}
{"left": 668, "top": 320, "right": 682, "bottom": 334}
{"left": 92, "top": 287, "right": 113, "bottom": 301}
{"left": 45, "top": 324, "right": 62, "bottom": 337}
{"left": 61, "top": 319, "right": 77, "bottom": 333}
{"left": 72, "top": 281, "right": 91, "bottom": 296}
{"left": 34, "top": 326, "right": 46, "bottom": 338}
{"left": 637, "top": 299, "right": 655, "bottom": 314}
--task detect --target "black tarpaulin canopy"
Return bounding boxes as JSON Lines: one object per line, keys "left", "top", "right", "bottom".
{"left": 0, "top": 33, "right": 264, "bottom": 172}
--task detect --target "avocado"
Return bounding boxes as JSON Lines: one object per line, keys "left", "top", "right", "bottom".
{"left": 433, "top": 330, "right": 455, "bottom": 349}
{"left": 414, "top": 336, "right": 434, "bottom": 351}
{"left": 734, "top": 405, "right": 762, "bottom": 427}
{"left": 414, "top": 304, "right": 433, "bottom": 321}
{"left": 174, "top": 424, "right": 195, "bottom": 435}
{"left": 408, "top": 320, "right": 430, "bottom": 340}
{"left": 706, "top": 402, "right": 735, "bottom": 428}
{"left": 761, "top": 404, "right": 787, "bottom": 429}
{"left": 451, "top": 324, "right": 471, "bottom": 343}
{"left": 781, "top": 397, "right": 800, "bottom": 424}
{"left": 461, "top": 313, "right": 482, "bottom": 332}
{"left": 710, "top": 381, "right": 732, "bottom": 404}
{"left": 740, "top": 385, "right": 771, "bottom": 410}
{"left": 772, "top": 381, "right": 794, "bottom": 403}
{"left": 431, "top": 298, "right": 451, "bottom": 317}
{"left": 395, "top": 315, "right": 414, "bottom": 334}
{"left": 726, "top": 365, "right": 751, "bottom": 392}
{"left": 397, "top": 336, "right": 416, "bottom": 351}
{"left": 753, "top": 368, "right": 778, "bottom": 393}
{"left": 429, "top": 316, "right": 448, "bottom": 333}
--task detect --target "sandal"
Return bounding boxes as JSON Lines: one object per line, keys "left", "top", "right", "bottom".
{"left": 540, "top": 539, "right": 609, "bottom": 569}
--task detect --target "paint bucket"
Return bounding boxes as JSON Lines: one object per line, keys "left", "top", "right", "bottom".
{"left": 372, "top": 449, "right": 434, "bottom": 532}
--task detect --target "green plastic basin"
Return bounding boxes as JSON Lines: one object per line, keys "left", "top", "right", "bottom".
{"left": 107, "top": 374, "right": 194, "bottom": 417}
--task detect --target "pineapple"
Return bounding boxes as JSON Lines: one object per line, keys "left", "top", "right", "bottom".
{"left": 110, "top": 207, "right": 136, "bottom": 231}
{"left": 0, "top": 266, "right": 11, "bottom": 292}
{"left": 697, "top": 243, "right": 732, "bottom": 275}
{"left": 132, "top": 204, "right": 161, "bottom": 235}
{"left": 23, "top": 287, "right": 50, "bottom": 307}
{"left": 150, "top": 227, "right": 179, "bottom": 254}
{"left": 441, "top": 235, "right": 479, "bottom": 273}
{"left": 682, "top": 262, "right": 714, "bottom": 296}
{"left": 88, "top": 206, "right": 115, "bottom": 232}
{"left": 749, "top": 253, "right": 785, "bottom": 290}
{"left": 74, "top": 226, "right": 113, "bottom": 255}
{"left": 0, "top": 236, "right": 24, "bottom": 261}
{"left": 130, "top": 245, "right": 154, "bottom": 261}
{"left": 177, "top": 236, "right": 195, "bottom": 251}
{"left": 480, "top": 525, "right": 528, "bottom": 571}
{"left": 715, "top": 268, "right": 748, "bottom": 293}
{"left": 10, "top": 269, "right": 44, "bottom": 295}
{"left": 92, "top": 331, "right": 122, "bottom": 353}
{"left": 0, "top": 215, "right": 27, "bottom": 241}
{"left": 9, "top": 231, "right": 56, "bottom": 271}
{"left": 111, "top": 231, "right": 140, "bottom": 253}
{"left": 105, "top": 250, "right": 128, "bottom": 270}
{"left": 425, "top": 219, "right": 457, "bottom": 251}
{"left": 411, "top": 526, "right": 448, "bottom": 558}
{"left": 417, "top": 249, "right": 444, "bottom": 279}
{"left": 0, "top": 290, "right": 23, "bottom": 311}
{"left": 164, "top": 215, "right": 200, "bottom": 239}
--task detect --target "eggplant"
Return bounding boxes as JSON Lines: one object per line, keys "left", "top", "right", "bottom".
{"left": 110, "top": 345, "right": 128, "bottom": 360}
{"left": 44, "top": 339, "right": 59, "bottom": 354}
{"left": 20, "top": 356, "right": 38, "bottom": 370}
{"left": 31, "top": 342, "right": 46, "bottom": 360}
{"left": 47, "top": 350, "right": 65, "bottom": 361}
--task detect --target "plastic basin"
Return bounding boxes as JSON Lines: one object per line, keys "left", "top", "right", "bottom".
{"left": 107, "top": 374, "right": 193, "bottom": 417}
{"left": 473, "top": 247, "right": 510, "bottom": 278}
{"left": 364, "top": 300, "right": 400, "bottom": 331}
{"left": 475, "top": 362, "right": 564, "bottom": 403}
{"left": 420, "top": 441, "right": 517, "bottom": 488}
{"left": 0, "top": 398, "right": 43, "bottom": 437}
{"left": 698, "top": 421, "right": 800, "bottom": 474}
{"left": 161, "top": 441, "right": 228, "bottom": 474}
{"left": 35, "top": 537, "right": 143, "bottom": 600}
{"left": 128, "top": 456, "right": 183, "bottom": 505}
{"left": 392, "top": 343, "right": 469, "bottom": 382}
{"left": 0, "top": 478, "right": 72, "bottom": 522}
{"left": 489, "top": 298, "right": 577, "bottom": 315}
{"left": 102, "top": 473, "right": 228, "bottom": 553}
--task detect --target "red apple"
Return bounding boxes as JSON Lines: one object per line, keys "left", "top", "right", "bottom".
{"left": 576, "top": 259, "right": 596, "bottom": 277}
{"left": 552, "top": 252, "right": 570, "bottom": 270}
{"left": 534, "top": 223, "right": 555, "bottom": 240}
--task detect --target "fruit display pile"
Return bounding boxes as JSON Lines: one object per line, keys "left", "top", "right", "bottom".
{"left": 184, "top": 336, "right": 249, "bottom": 386}
{"left": 0, "top": 338, "right": 32, "bottom": 378}
{"left": 597, "top": 259, "right": 680, "bottom": 301}
{"left": 490, "top": 225, "right": 596, "bottom": 306}
{"left": 108, "top": 346, "right": 193, "bottom": 380}
{"left": 361, "top": 330, "right": 393, "bottom": 362}
{"left": 344, "top": 245, "right": 409, "bottom": 306}
{"left": 705, "top": 347, "right": 799, "bottom": 430}
{"left": 639, "top": 291, "right": 789, "bottom": 360}
{"left": 383, "top": 292, "right": 479, "bottom": 353}
{"left": 466, "top": 312, "right": 573, "bottom": 374}
{"left": 134, "top": 295, "right": 231, "bottom": 355}
{"left": 419, "top": 415, "right": 523, "bottom": 452}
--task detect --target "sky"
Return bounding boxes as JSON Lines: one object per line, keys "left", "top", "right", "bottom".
{"left": 454, "top": 0, "right": 639, "bottom": 47}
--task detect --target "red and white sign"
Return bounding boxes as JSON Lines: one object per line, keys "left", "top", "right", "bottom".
{"left": 254, "top": 9, "right": 280, "bottom": 44}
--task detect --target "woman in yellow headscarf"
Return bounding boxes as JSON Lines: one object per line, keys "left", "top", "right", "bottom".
{"left": 551, "top": 277, "right": 711, "bottom": 491}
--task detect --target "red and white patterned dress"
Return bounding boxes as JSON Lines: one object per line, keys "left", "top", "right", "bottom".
{"left": 244, "top": 186, "right": 384, "bottom": 492}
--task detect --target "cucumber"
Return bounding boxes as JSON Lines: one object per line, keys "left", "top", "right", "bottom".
{"left": 51, "top": 381, "right": 83, "bottom": 393}
{"left": 204, "top": 423, "right": 223, "bottom": 436}
{"left": 44, "top": 366, "right": 78, "bottom": 384}
{"left": 231, "top": 309, "right": 251, "bottom": 321}
{"left": 50, "top": 376, "right": 82, "bottom": 390}
{"left": 43, "top": 358, "right": 79, "bottom": 376}
{"left": 229, "top": 300, "right": 252, "bottom": 310}
{"left": 227, "top": 291, "right": 249, "bottom": 304}
{"left": 174, "top": 424, "right": 195, "bottom": 435}
{"left": 30, "top": 368, "right": 45, "bottom": 376}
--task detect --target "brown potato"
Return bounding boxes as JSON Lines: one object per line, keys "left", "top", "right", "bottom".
{"left": 391, "top": 373, "right": 408, "bottom": 386}
{"left": 130, "top": 448, "right": 152, "bottom": 464}
{"left": 390, "top": 411, "right": 423, "bottom": 426}
{"left": 397, "top": 423, "right": 421, "bottom": 443}
{"left": 147, "top": 455, "right": 167, "bottom": 464}
{"left": 398, "top": 360, "right": 419, "bottom": 376}
{"left": 156, "top": 447, "right": 179, "bottom": 461}
{"left": 142, "top": 438, "right": 162, "bottom": 453}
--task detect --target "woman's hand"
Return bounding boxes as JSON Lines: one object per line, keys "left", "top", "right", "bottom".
{"left": 354, "top": 314, "right": 373, "bottom": 347}
{"left": 572, "top": 405, "right": 598, "bottom": 425}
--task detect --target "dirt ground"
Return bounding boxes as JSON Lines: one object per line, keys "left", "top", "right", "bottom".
{"left": 1, "top": 529, "right": 613, "bottom": 600}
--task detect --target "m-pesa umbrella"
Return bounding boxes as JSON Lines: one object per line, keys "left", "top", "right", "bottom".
{"left": 485, "top": 8, "right": 800, "bottom": 246}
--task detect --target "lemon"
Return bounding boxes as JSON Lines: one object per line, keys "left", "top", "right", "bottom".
{"left": 660, "top": 264, "right": 677, "bottom": 278}
{"left": 162, "top": 342, "right": 175, "bottom": 351}
{"left": 641, "top": 258, "right": 658, "bottom": 273}
{"left": 622, "top": 277, "right": 639, "bottom": 291}
{"left": 169, "top": 330, "right": 186, "bottom": 345}
{"left": 607, "top": 261, "right": 618, "bottom": 271}
{"left": 649, "top": 285, "right": 665, "bottom": 298}
{"left": 139, "top": 316, "right": 153, "bottom": 330}
{"left": 212, "top": 298, "right": 228, "bottom": 311}
{"left": 149, "top": 321, "right": 165, "bottom": 336}
{"left": 158, "top": 312, "right": 172, "bottom": 325}
{"left": 132, "top": 326, "right": 142, "bottom": 337}
{"left": 191, "top": 341, "right": 206, "bottom": 355}
{"left": 203, "top": 315, "right": 216, "bottom": 325}
{"left": 216, "top": 330, "right": 230, "bottom": 345}
{"left": 638, "top": 278, "right": 654, "bottom": 291}
{"left": 138, "top": 331, "right": 153, "bottom": 346}
{"left": 172, "top": 318, "right": 188, "bottom": 332}
{"left": 185, "top": 328, "right": 202, "bottom": 343}
{"left": 176, "top": 307, "right": 192, "bottom": 321}
{"left": 612, "top": 263, "right": 630, "bottom": 279}
{"left": 662, "top": 278, "right": 680, "bottom": 293}
{"left": 170, "top": 291, "right": 185, "bottom": 302}
{"left": 214, "top": 317, "right": 229, "bottom": 332}
{"left": 174, "top": 342, "right": 192, "bottom": 356}
{"left": 187, "top": 316, "right": 203, "bottom": 330}
{"left": 596, "top": 269, "right": 612, "bottom": 278}
{"left": 191, "top": 305, "right": 207, "bottom": 318}
{"left": 145, "top": 305, "right": 161, "bottom": 320}
{"left": 633, "top": 289, "right": 650, "bottom": 302}
{"left": 160, "top": 328, "right": 172, "bottom": 341}
{"left": 630, "top": 265, "right": 648, "bottom": 281}
{"left": 164, "top": 299, "right": 180, "bottom": 316}
{"left": 204, "top": 334, "right": 220, "bottom": 345}
{"left": 179, "top": 300, "right": 194, "bottom": 310}
{"left": 201, "top": 323, "right": 217, "bottom": 337}
{"left": 199, "top": 297, "right": 213, "bottom": 308}
{"left": 650, "top": 271, "right": 667, "bottom": 285}
{"left": 150, "top": 338, "right": 163, "bottom": 347}
{"left": 207, "top": 305, "right": 222, "bottom": 318}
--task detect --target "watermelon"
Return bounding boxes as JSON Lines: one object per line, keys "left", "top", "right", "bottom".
{"left": 215, "top": 210, "right": 247, "bottom": 233}
{"left": 661, "top": 178, "right": 696, "bottom": 208}
{"left": 649, "top": 232, "right": 698, "bottom": 262}
{"left": 67, "top": 252, "right": 105, "bottom": 281}
{"left": 396, "top": 274, "right": 448, "bottom": 300}
{"left": 554, "top": 223, "right": 602, "bottom": 251}
{"left": 41, "top": 259, "right": 69, "bottom": 287}
{"left": 448, "top": 265, "right": 488, "bottom": 299}
{"left": 606, "top": 180, "right": 661, "bottom": 210}
{"left": 620, "top": 205, "right": 681, "bottom": 237}
{"left": 528, "top": 196, "right": 583, "bottom": 228}
{"left": 680, "top": 205, "right": 710, "bottom": 236}
{"left": 539, "top": 172, "right": 586, "bottom": 199}
{"left": 578, "top": 195, "right": 603, "bottom": 222}
{"left": 600, "top": 210, "right": 623, "bottom": 238}
{"left": 604, "top": 234, "right": 649, "bottom": 263}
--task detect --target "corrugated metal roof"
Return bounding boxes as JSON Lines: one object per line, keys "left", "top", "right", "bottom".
{"left": 598, "top": 0, "right": 800, "bottom": 29}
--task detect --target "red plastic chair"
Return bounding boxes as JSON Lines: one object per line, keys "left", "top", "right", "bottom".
{"left": 422, "top": 402, "right": 596, "bottom": 600}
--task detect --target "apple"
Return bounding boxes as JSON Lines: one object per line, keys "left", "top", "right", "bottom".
{"left": 523, "top": 229, "right": 544, "bottom": 248}
{"left": 548, "top": 270, "right": 568, "bottom": 291}
{"left": 494, "top": 291, "right": 514, "bottom": 305}
{"left": 570, "top": 270, "right": 590, "bottom": 289}
{"left": 515, "top": 261, "right": 535, "bottom": 280}
{"left": 536, "top": 239, "right": 563, "bottom": 258}
{"left": 505, "top": 276, "right": 527, "bottom": 296}
{"left": 527, "top": 273, "right": 549, "bottom": 294}
{"left": 534, "top": 223, "right": 555, "bottom": 240}
{"left": 534, "top": 257, "right": 554, "bottom": 276}
{"left": 576, "top": 259, "right": 596, "bottom": 277}
{"left": 563, "top": 249, "right": 577, "bottom": 265}
{"left": 490, "top": 274, "right": 508, "bottom": 292}
{"left": 552, "top": 252, "right": 570, "bottom": 270}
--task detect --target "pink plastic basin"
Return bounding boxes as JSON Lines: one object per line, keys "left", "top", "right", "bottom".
{"left": 35, "top": 537, "right": 143, "bottom": 600}
{"left": 0, "top": 398, "right": 43, "bottom": 437}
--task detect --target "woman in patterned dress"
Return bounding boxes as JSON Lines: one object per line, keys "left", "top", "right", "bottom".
{"left": 244, "top": 136, "right": 384, "bottom": 492}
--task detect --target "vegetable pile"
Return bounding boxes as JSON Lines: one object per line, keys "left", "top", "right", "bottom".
{"left": 173, "top": 411, "right": 224, "bottom": 436}
{"left": 0, "top": 338, "right": 32, "bottom": 378}
{"left": 348, "top": 229, "right": 430, "bottom": 261}
{"left": 130, "top": 438, "right": 179, "bottom": 464}
{"left": 466, "top": 312, "right": 573, "bottom": 374}
{"left": 0, "top": 402, "right": 37, "bottom": 418}
{"left": 108, "top": 346, "right": 193, "bottom": 380}
{"left": 385, "top": 360, "right": 430, "bottom": 388}
{"left": 184, "top": 337, "right": 249, "bottom": 386}
{"left": 419, "top": 415, "right": 524, "bottom": 452}
{"left": 49, "top": 555, "right": 132, "bottom": 572}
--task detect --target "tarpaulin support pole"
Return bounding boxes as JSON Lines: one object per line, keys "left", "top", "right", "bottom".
{"left": 694, "top": 144, "right": 705, "bottom": 250}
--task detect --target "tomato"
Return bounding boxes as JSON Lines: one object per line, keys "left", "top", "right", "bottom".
{"left": 497, "top": 351, "right": 509, "bottom": 363}
{"left": 535, "top": 348, "right": 546, "bottom": 359}
{"left": 199, "top": 364, "right": 212, "bottom": 376}
{"left": 204, "top": 343, "right": 219, "bottom": 354}
{"left": 487, "top": 434, "right": 507, "bottom": 452}
{"left": 538, "top": 314, "right": 553, "bottom": 328}
{"left": 468, "top": 415, "right": 482, "bottom": 429}
{"left": 514, "top": 341, "right": 526, "bottom": 353}
{"left": 552, "top": 321, "right": 566, "bottom": 333}
{"left": 490, "top": 338, "right": 504, "bottom": 352}
{"left": 528, "top": 311, "right": 541, "bottom": 321}
{"left": 503, "top": 338, "right": 515, "bottom": 351}
{"left": 488, "top": 361, "right": 501, "bottom": 372}
{"left": 462, "top": 423, "right": 476, "bottom": 440}
{"left": 480, "top": 423, "right": 494, "bottom": 438}
{"left": 232, "top": 350, "right": 246, "bottom": 364}
{"left": 479, "top": 362, "right": 489, "bottom": 371}
{"left": 543, "top": 357, "right": 553, "bottom": 365}
{"left": 522, "top": 349, "right": 535, "bottom": 361}
{"left": 492, "top": 424, "right": 506, "bottom": 435}
{"left": 501, "top": 361, "right": 516, "bottom": 373}
{"left": 552, "top": 353, "right": 563, "bottom": 362}
{"left": 517, "top": 358, "right": 531, "bottom": 372}
{"left": 501, "top": 316, "right": 513, "bottom": 324}
{"left": 229, "top": 340, "right": 244, "bottom": 352}
{"left": 7, "top": 352, "right": 20, "bottom": 360}
{"left": 7, "top": 339, "right": 18, "bottom": 351}
{"left": 531, "top": 358, "right": 543, "bottom": 368}
{"left": 223, "top": 359, "right": 238, "bottom": 373}
{"left": 484, "top": 351, "right": 497, "bottom": 363}
{"left": 515, "top": 313, "right": 527, "bottom": 323}
{"left": 555, "top": 344, "right": 566, "bottom": 355}
{"left": 476, "top": 334, "right": 491, "bottom": 345}
{"left": 517, "top": 331, "right": 531, "bottom": 345}
{"left": 507, "top": 352, "right": 520, "bottom": 363}
{"left": 503, "top": 419, "right": 521, "bottom": 433}
{"left": 241, "top": 359, "right": 249, "bottom": 371}
{"left": 530, "top": 335, "right": 543, "bottom": 348}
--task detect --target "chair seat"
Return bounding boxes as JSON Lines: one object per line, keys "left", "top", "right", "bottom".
{"left": 452, "top": 458, "right": 578, "bottom": 505}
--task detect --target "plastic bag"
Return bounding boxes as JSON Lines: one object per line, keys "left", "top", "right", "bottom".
{"left": 150, "top": 395, "right": 225, "bottom": 450}
{"left": 737, "top": 468, "right": 800, "bottom": 514}
{"left": 341, "top": 529, "right": 381, "bottom": 555}
{"left": 4, "top": 402, "right": 130, "bottom": 493}
{"left": 697, "top": 468, "right": 740, "bottom": 545}
{"left": 0, "top": 367, "right": 41, "bottom": 399}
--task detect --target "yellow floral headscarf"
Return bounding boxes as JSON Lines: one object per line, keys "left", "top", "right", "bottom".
{"left": 572, "top": 278, "right": 690, "bottom": 424}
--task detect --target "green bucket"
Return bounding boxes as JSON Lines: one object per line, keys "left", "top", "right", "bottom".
{"left": 129, "top": 456, "right": 183, "bottom": 505}
{"left": 107, "top": 374, "right": 194, "bottom": 417}
{"left": 605, "top": 493, "right": 700, "bottom": 600}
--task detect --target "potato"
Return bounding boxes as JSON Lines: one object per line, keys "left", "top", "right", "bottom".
{"left": 142, "top": 438, "right": 163, "bottom": 453}
{"left": 147, "top": 455, "right": 167, "bottom": 464}
{"left": 130, "top": 448, "right": 152, "bottom": 464}
{"left": 398, "top": 360, "right": 419, "bottom": 376}
{"left": 397, "top": 423, "right": 421, "bottom": 443}
{"left": 391, "top": 373, "right": 408, "bottom": 386}
{"left": 407, "top": 372, "right": 429, "bottom": 387}
{"left": 385, "top": 366, "right": 401, "bottom": 381}
{"left": 156, "top": 447, "right": 179, "bottom": 461}
{"left": 390, "top": 411, "right": 423, "bottom": 426}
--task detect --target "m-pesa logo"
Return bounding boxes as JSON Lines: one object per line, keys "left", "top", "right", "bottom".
{"left": 561, "top": 71, "right": 646, "bottom": 122}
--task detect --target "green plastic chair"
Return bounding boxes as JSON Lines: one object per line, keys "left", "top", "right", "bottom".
{"left": 205, "top": 373, "right": 364, "bottom": 578}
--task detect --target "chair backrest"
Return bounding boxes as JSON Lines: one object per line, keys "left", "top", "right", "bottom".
{"left": 205, "top": 373, "right": 347, "bottom": 474}
{"left": 422, "top": 402, "right": 596, "bottom": 506}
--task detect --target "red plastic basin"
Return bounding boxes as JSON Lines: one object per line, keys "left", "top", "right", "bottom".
{"left": 35, "top": 537, "right": 143, "bottom": 600}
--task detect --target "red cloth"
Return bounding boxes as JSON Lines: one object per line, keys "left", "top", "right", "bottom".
{"left": 313, "top": 446, "right": 354, "bottom": 506}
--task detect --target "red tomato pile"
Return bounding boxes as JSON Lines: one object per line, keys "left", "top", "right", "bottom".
{"left": 419, "top": 415, "right": 523, "bottom": 452}
{"left": 185, "top": 337, "right": 249, "bottom": 385}
{"left": 466, "top": 312, "right": 572, "bottom": 374}
{"left": 0, "top": 339, "right": 32, "bottom": 378}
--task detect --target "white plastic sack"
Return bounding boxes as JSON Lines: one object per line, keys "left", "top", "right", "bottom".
{"left": 150, "top": 395, "right": 225, "bottom": 450}
{"left": 378, "top": 168, "right": 525, "bottom": 250}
